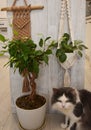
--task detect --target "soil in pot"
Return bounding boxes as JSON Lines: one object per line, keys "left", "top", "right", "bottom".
{"left": 16, "top": 94, "right": 46, "bottom": 110}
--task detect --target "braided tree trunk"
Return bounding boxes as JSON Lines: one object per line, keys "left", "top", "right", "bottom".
{"left": 28, "top": 73, "right": 36, "bottom": 100}
{"left": 22, "top": 69, "right": 36, "bottom": 100}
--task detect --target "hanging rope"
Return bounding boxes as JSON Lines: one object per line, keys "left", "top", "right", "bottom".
{"left": 12, "top": 0, "right": 28, "bottom": 6}
{"left": 58, "top": 0, "right": 77, "bottom": 87}
{"left": 58, "top": 0, "right": 66, "bottom": 48}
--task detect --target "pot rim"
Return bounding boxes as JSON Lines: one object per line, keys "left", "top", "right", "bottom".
{"left": 15, "top": 94, "right": 47, "bottom": 111}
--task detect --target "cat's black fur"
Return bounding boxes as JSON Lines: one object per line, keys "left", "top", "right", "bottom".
{"left": 73, "top": 102, "right": 83, "bottom": 117}
{"left": 79, "top": 89, "right": 91, "bottom": 126}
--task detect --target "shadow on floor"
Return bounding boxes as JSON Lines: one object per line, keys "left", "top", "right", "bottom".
{"left": 79, "top": 123, "right": 91, "bottom": 130}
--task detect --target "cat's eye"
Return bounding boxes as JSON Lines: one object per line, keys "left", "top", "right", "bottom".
{"left": 66, "top": 100, "right": 71, "bottom": 102}
{"left": 57, "top": 99, "right": 62, "bottom": 103}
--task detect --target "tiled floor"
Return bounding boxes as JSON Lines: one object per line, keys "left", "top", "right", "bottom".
{"left": 0, "top": 56, "right": 91, "bottom": 130}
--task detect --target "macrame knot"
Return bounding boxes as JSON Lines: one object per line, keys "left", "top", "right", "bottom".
{"left": 64, "top": 69, "right": 70, "bottom": 87}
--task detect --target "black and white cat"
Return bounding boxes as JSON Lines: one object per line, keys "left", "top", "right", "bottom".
{"left": 51, "top": 87, "right": 91, "bottom": 130}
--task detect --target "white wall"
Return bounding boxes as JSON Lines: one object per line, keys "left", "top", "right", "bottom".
{"left": 6, "top": 0, "right": 86, "bottom": 113}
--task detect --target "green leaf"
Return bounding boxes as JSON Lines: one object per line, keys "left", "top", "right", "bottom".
{"left": 45, "top": 49, "right": 52, "bottom": 55}
{"left": 0, "top": 34, "right": 6, "bottom": 42}
{"left": 74, "top": 40, "right": 83, "bottom": 45}
{"left": 35, "top": 50, "right": 43, "bottom": 56}
{"left": 63, "top": 43, "right": 73, "bottom": 52}
{"left": 45, "top": 36, "right": 51, "bottom": 41}
{"left": 4, "top": 60, "right": 11, "bottom": 67}
{"left": 32, "top": 60, "right": 39, "bottom": 75}
{"left": 63, "top": 33, "right": 70, "bottom": 38}
{"left": 14, "top": 62, "right": 20, "bottom": 68}
{"left": 59, "top": 53, "right": 67, "bottom": 63}
{"left": 63, "top": 33, "right": 70, "bottom": 41}
{"left": 80, "top": 44, "right": 88, "bottom": 49}
{"left": 39, "top": 38, "right": 43, "bottom": 47}
{"left": 43, "top": 54, "right": 48, "bottom": 64}
{"left": 48, "top": 41, "right": 58, "bottom": 48}
{"left": 3, "top": 45, "right": 7, "bottom": 49}
{"left": 56, "top": 49, "right": 64, "bottom": 57}
{"left": 78, "top": 46, "right": 83, "bottom": 50}
{"left": 0, "top": 52, "right": 4, "bottom": 56}
{"left": 23, "top": 55, "right": 28, "bottom": 61}
{"left": 13, "top": 30, "right": 19, "bottom": 36}
{"left": 1, "top": 50, "right": 8, "bottom": 54}
{"left": 72, "top": 45, "right": 77, "bottom": 50}
{"left": 78, "top": 51, "right": 83, "bottom": 57}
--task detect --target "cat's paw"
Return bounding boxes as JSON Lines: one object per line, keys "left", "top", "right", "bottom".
{"left": 66, "top": 128, "right": 70, "bottom": 130}
{"left": 61, "top": 123, "right": 67, "bottom": 129}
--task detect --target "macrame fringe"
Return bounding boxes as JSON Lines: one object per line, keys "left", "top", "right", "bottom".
{"left": 64, "top": 69, "right": 70, "bottom": 87}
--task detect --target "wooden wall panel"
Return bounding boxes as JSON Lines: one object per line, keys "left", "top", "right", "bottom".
{"left": 7, "top": 0, "right": 86, "bottom": 113}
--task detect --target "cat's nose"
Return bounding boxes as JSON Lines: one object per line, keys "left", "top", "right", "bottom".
{"left": 62, "top": 104, "right": 65, "bottom": 108}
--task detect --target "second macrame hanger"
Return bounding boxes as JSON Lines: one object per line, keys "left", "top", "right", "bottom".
{"left": 58, "top": 0, "right": 77, "bottom": 87}
{"left": 58, "top": 0, "right": 74, "bottom": 47}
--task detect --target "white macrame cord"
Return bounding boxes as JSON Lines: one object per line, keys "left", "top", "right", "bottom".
{"left": 58, "top": 0, "right": 77, "bottom": 87}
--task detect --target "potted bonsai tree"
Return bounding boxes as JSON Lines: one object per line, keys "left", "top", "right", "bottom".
{"left": 0, "top": 34, "right": 54, "bottom": 130}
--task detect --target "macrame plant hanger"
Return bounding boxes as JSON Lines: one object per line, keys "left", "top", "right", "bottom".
{"left": 1, "top": 0, "right": 44, "bottom": 39}
{"left": 12, "top": 0, "right": 31, "bottom": 39}
{"left": 58, "top": 0, "right": 77, "bottom": 87}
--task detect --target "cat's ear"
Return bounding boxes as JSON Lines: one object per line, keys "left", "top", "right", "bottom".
{"left": 53, "top": 88, "right": 58, "bottom": 93}
{"left": 70, "top": 88, "right": 76, "bottom": 96}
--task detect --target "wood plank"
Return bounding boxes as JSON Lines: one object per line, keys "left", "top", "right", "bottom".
{"left": 1, "top": 5, "right": 44, "bottom": 11}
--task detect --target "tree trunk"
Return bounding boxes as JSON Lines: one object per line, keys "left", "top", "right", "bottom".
{"left": 22, "top": 75, "right": 30, "bottom": 92}
{"left": 28, "top": 73, "right": 36, "bottom": 100}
